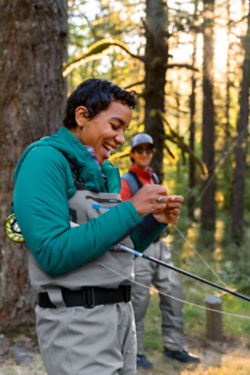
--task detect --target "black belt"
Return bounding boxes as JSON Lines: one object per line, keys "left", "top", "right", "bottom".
{"left": 38, "top": 285, "right": 131, "bottom": 309}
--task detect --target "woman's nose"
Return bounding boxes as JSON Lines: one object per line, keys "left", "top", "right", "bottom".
{"left": 115, "top": 130, "right": 125, "bottom": 144}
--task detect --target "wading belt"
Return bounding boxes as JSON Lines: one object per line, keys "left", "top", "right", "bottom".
{"left": 38, "top": 285, "right": 131, "bottom": 309}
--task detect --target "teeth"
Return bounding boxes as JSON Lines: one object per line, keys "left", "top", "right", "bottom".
{"left": 104, "top": 144, "right": 114, "bottom": 151}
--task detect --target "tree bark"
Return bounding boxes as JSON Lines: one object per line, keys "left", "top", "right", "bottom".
{"left": 201, "top": 0, "right": 216, "bottom": 230}
{"left": 188, "top": 0, "right": 199, "bottom": 220}
{"left": 0, "top": 0, "right": 67, "bottom": 329}
{"left": 231, "top": 5, "right": 250, "bottom": 244}
{"left": 221, "top": 0, "right": 233, "bottom": 211}
{"left": 225, "top": 0, "right": 231, "bottom": 154}
{"left": 144, "top": 0, "right": 168, "bottom": 182}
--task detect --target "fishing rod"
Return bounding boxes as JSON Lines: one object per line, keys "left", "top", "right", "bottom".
{"left": 114, "top": 244, "right": 250, "bottom": 302}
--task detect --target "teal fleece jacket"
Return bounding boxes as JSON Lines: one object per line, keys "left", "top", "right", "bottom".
{"left": 13, "top": 128, "right": 165, "bottom": 276}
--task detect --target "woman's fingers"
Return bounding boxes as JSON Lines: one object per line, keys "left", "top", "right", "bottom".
{"left": 167, "top": 195, "right": 184, "bottom": 202}
{"left": 129, "top": 184, "right": 168, "bottom": 217}
{"left": 153, "top": 195, "right": 184, "bottom": 224}
{"left": 129, "top": 187, "right": 184, "bottom": 219}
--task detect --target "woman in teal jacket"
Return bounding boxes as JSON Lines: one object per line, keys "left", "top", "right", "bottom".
{"left": 12, "top": 79, "right": 183, "bottom": 375}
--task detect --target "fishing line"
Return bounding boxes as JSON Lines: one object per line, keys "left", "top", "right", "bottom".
{"left": 100, "top": 262, "right": 250, "bottom": 320}
{"left": 173, "top": 224, "right": 228, "bottom": 288}
{"left": 188, "top": 127, "right": 247, "bottom": 214}
{"left": 171, "top": 127, "right": 248, "bottom": 287}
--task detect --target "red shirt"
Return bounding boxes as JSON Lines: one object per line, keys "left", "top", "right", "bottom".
{"left": 120, "top": 165, "right": 155, "bottom": 201}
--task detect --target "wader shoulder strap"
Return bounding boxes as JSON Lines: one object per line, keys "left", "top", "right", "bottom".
{"left": 68, "top": 161, "right": 85, "bottom": 190}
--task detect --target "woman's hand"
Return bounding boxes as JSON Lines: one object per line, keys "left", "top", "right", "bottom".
{"left": 153, "top": 195, "right": 184, "bottom": 224}
{"left": 129, "top": 184, "right": 168, "bottom": 217}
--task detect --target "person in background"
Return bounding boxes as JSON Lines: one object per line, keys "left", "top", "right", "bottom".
{"left": 10, "top": 80, "right": 184, "bottom": 375}
{"left": 121, "top": 133, "right": 200, "bottom": 370}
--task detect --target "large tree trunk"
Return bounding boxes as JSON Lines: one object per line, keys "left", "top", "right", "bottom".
{"left": 188, "top": 0, "right": 199, "bottom": 220}
{"left": 221, "top": 0, "right": 233, "bottom": 211}
{"left": 231, "top": 5, "right": 250, "bottom": 244}
{"left": 0, "top": 0, "right": 67, "bottom": 329}
{"left": 224, "top": 0, "right": 231, "bottom": 155}
{"left": 201, "top": 0, "right": 216, "bottom": 230}
{"left": 144, "top": 0, "right": 168, "bottom": 182}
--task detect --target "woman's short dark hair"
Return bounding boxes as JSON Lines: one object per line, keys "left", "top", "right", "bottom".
{"left": 63, "top": 79, "right": 136, "bottom": 129}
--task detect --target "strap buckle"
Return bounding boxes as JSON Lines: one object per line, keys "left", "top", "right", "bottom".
{"left": 81, "top": 287, "right": 95, "bottom": 308}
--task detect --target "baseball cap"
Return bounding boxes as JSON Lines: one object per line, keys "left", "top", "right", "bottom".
{"left": 131, "top": 133, "right": 154, "bottom": 150}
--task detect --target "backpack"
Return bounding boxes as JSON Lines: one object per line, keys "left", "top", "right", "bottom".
{"left": 122, "top": 170, "right": 159, "bottom": 196}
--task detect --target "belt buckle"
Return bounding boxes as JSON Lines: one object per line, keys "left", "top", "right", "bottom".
{"left": 81, "top": 287, "right": 95, "bottom": 308}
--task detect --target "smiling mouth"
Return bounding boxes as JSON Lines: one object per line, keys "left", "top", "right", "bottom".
{"left": 104, "top": 144, "right": 116, "bottom": 152}
{"left": 102, "top": 144, "right": 117, "bottom": 159}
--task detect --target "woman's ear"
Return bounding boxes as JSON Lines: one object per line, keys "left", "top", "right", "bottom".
{"left": 75, "top": 106, "right": 89, "bottom": 127}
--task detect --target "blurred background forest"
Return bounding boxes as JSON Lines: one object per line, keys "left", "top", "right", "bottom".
{"left": 0, "top": 0, "right": 249, "bottom": 365}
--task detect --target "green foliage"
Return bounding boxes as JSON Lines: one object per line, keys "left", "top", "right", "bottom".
{"left": 223, "top": 295, "right": 250, "bottom": 342}
{"left": 144, "top": 292, "right": 163, "bottom": 353}
{"left": 66, "top": 0, "right": 145, "bottom": 94}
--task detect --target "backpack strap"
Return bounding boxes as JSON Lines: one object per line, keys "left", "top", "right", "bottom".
{"left": 151, "top": 173, "right": 159, "bottom": 185}
{"left": 122, "top": 170, "right": 159, "bottom": 196}
{"left": 122, "top": 171, "right": 143, "bottom": 196}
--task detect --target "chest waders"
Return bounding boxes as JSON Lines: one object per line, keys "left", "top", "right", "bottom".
{"left": 29, "top": 187, "right": 135, "bottom": 308}
{"left": 34, "top": 189, "right": 137, "bottom": 374}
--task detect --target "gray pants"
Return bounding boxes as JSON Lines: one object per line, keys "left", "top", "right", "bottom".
{"left": 131, "top": 240, "right": 184, "bottom": 354}
{"left": 36, "top": 300, "right": 136, "bottom": 375}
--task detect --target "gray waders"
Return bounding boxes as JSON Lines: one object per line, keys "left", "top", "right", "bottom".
{"left": 29, "top": 190, "right": 137, "bottom": 375}
{"left": 131, "top": 239, "right": 185, "bottom": 354}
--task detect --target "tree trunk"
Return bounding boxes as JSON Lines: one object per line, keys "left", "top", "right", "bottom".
{"left": 188, "top": 0, "right": 199, "bottom": 220}
{"left": 222, "top": 0, "right": 232, "bottom": 211}
{"left": 232, "top": 5, "right": 250, "bottom": 244}
{"left": 201, "top": 0, "right": 216, "bottom": 230}
{"left": 225, "top": 0, "right": 231, "bottom": 154}
{"left": 0, "top": 0, "right": 67, "bottom": 329}
{"left": 144, "top": 0, "right": 168, "bottom": 182}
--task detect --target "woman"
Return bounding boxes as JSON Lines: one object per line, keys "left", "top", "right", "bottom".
{"left": 121, "top": 134, "right": 198, "bottom": 369}
{"left": 12, "top": 79, "right": 182, "bottom": 375}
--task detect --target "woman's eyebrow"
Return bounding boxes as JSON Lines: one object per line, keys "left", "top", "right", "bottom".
{"left": 111, "top": 116, "right": 125, "bottom": 125}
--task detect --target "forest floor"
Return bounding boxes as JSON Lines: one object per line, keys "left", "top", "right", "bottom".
{"left": 0, "top": 331, "right": 249, "bottom": 375}
{"left": 137, "top": 336, "right": 250, "bottom": 375}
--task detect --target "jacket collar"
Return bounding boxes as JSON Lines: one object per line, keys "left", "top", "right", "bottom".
{"left": 14, "top": 128, "right": 121, "bottom": 193}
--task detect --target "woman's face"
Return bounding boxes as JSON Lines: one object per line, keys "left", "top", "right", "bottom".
{"left": 74, "top": 100, "right": 133, "bottom": 165}
{"left": 130, "top": 143, "right": 155, "bottom": 170}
